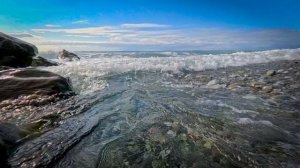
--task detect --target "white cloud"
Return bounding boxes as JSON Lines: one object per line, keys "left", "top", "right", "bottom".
{"left": 32, "top": 26, "right": 129, "bottom": 36}
{"left": 64, "top": 34, "right": 96, "bottom": 38}
{"left": 121, "top": 23, "right": 170, "bottom": 28}
{"left": 26, "top": 24, "right": 300, "bottom": 51}
{"left": 72, "top": 19, "right": 89, "bottom": 24}
{"left": 9, "top": 32, "right": 34, "bottom": 38}
{"left": 45, "top": 24, "right": 61, "bottom": 27}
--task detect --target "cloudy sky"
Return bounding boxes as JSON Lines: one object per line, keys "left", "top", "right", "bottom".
{"left": 1, "top": 0, "right": 300, "bottom": 51}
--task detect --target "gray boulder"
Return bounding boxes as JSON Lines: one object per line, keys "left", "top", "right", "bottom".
{"left": 58, "top": 49, "right": 80, "bottom": 62}
{"left": 0, "top": 32, "right": 38, "bottom": 67}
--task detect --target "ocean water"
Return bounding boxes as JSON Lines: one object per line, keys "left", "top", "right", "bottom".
{"left": 12, "top": 49, "right": 300, "bottom": 167}
{"left": 44, "top": 49, "right": 300, "bottom": 94}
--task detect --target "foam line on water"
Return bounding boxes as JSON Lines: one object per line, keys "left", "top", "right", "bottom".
{"left": 43, "top": 48, "right": 300, "bottom": 93}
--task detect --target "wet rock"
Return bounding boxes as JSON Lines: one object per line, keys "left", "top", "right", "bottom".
{"left": 262, "top": 86, "right": 273, "bottom": 93}
{"left": 249, "top": 82, "right": 263, "bottom": 89}
{"left": 207, "top": 79, "right": 218, "bottom": 86}
{"left": 0, "top": 32, "right": 38, "bottom": 67}
{"left": 178, "top": 133, "right": 187, "bottom": 141}
{"left": 289, "top": 83, "right": 300, "bottom": 89}
{"left": 205, "top": 79, "right": 225, "bottom": 89}
{"left": 271, "top": 89, "right": 282, "bottom": 94}
{"left": 203, "top": 140, "right": 212, "bottom": 149}
{"left": 283, "top": 70, "right": 289, "bottom": 74}
{"left": 31, "top": 56, "right": 58, "bottom": 67}
{"left": 266, "top": 70, "right": 276, "bottom": 76}
{"left": 166, "top": 130, "right": 176, "bottom": 138}
{"left": 273, "top": 81, "right": 285, "bottom": 87}
{"left": 277, "top": 69, "right": 284, "bottom": 73}
{"left": 0, "top": 139, "right": 8, "bottom": 168}
{"left": 0, "top": 68, "right": 74, "bottom": 101}
{"left": 0, "top": 66, "right": 11, "bottom": 71}
{"left": 229, "top": 74, "right": 239, "bottom": 78}
{"left": 227, "top": 84, "right": 240, "bottom": 90}
{"left": 0, "top": 123, "right": 28, "bottom": 167}
{"left": 258, "top": 77, "right": 267, "bottom": 84}
{"left": 58, "top": 49, "right": 80, "bottom": 62}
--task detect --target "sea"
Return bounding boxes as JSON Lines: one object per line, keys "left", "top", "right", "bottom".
{"left": 12, "top": 48, "right": 300, "bottom": 167}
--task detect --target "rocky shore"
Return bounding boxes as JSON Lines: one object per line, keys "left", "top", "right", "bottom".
{"left": 177, "top": 59, "right": 300, "bottom": 109}
{"left": 1, "top": 31, "right": 299, "bottom": 167}
{"left": 1, "top": 59, "right": 299, "bottom": 167}
{"left": 0, "top": 32, "right": 77, "bottom": 167}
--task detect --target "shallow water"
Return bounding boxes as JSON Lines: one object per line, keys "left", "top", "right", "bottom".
{"left": 9, "top": 49, "right": 300, "bottom": 167}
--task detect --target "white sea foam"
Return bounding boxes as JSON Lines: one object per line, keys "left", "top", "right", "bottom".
{"left": 43, "top": 48, "right": 300, "bottom": 93}
{"left": 237, "top": 118, "right": 273, "bottom": 126}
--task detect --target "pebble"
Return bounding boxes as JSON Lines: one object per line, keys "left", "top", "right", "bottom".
{"left": 178, "top": 133, "right": 187, "bottom": 141}
{"left": 289, "top": 84, "right": 300, "bottom": 89}
{"left": 167, "top": 130, "right": 176, "bottom": 138}
{"left": 164, "top": 122, "right": 172, "bottom": 127}
{"left": 229, "top": 74, "right": 239, "bottom": 78}
{"left": 207, "top": 79, "right": 218, "bottom": 86}
{"left": 258, "top": 77, "right": 267, "bottom": 84}
{"left": 5, "top": 113, "right": 12, "bottom": 118}
{"left": 204, "top": 141, "right": 212, "bottom": 149}
{"left": 227, "top": 84, "right": 239, "bottom": 90}
{"left": 249, "top": 82, "right": 263, "bottom": 89}
{"left": 273, "top": 81, "right": 285, "bottom": 87}
{"left": 262, "top": 86, "right": 273, "bottom": 93}
{"left": 277, "top": 69, "right": 284, "bottom": 73}
{"left": 272, "top": 89, "right": 282, "bottom": 94}
{"left": 266, "top": 70, "right": 276, "bottom": 76}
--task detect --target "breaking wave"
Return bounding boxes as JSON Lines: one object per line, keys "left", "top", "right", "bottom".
{"left": 43, "top": 48, "right": 300, "bottom": 93}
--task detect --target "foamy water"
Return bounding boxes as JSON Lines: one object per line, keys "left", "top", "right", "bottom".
{"left": 44, "top": 48, "right": 300, "bottom": 93}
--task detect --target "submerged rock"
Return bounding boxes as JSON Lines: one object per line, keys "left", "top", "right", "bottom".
{"left": 0, "top": 32, "right": 38, "bottom": 67}
{"left": 207, "top": 79, "right": 218, "bottom": 86}
{"left": 31, "top": 56, "right": 58, "bottom": 67}
{"left": 0, "top": 68, "right": 74, "bottom": 101}
{"left": 58, "top": 49, "right": 80, "bottom": 62}
{"left": 262, "top": 85, "right": 273, "bottom": 93}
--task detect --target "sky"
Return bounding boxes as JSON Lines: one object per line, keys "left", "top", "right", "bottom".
{"left": 0, "top": 0, "right": 300, "bottom": 51}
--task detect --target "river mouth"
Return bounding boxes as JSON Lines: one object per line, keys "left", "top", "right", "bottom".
{"left": 2, "top": 47, "right": 299, "bottom": 168}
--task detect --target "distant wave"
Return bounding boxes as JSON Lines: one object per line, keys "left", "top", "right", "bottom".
{"left": 43, "top": 48, "right": 300, "bottom": 93}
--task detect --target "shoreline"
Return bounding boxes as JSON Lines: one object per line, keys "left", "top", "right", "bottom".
{"left": 1, "top": 58, "right": 299, "bottom": 126}
{"left": 1, "top": 58, "right": 300, "bottom": 167}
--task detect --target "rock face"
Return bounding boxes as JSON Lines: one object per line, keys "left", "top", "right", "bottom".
{"left": 31, "top": 56, "right": 58, "bottom": 67}
{"left": 0, "top": 68, "right": 74, "bottom": 101}
{"left": 58, "top": 49, "right": 80, "bottom": 62}
{"left": 0, "top": 32, "right": 38, "bottom": 67}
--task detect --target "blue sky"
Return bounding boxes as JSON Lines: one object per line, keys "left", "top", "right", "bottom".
{"left": 1, "top": 0, "right": 300, "bottom": 51}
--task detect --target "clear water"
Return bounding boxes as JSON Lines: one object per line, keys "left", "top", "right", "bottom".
{"left": 10, "top": 49, "right": 300, "bottom": 167}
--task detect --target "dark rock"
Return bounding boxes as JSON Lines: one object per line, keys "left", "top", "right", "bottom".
{"left": 0, "top": 123, "right": 28, "bottom": 168}
{"left": 0, "top": 123, "right": 28, "bottom": 146}
{"left": 0, "top": 138, "right": 8, "bottom": 168}
{"left": 58, "top": 49, "right": 80, "bottom": 62}
{"left": 0, "top": 68, "right": 74, "bottom": 101}
{"left": 0, "top": 66, "right": 11, "bottom": 71}
{"left": 31, "top": 56, "right": 58, "bottom": 67}
{"left": 0, "top": 32, "right": 38, "bottom": 67}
